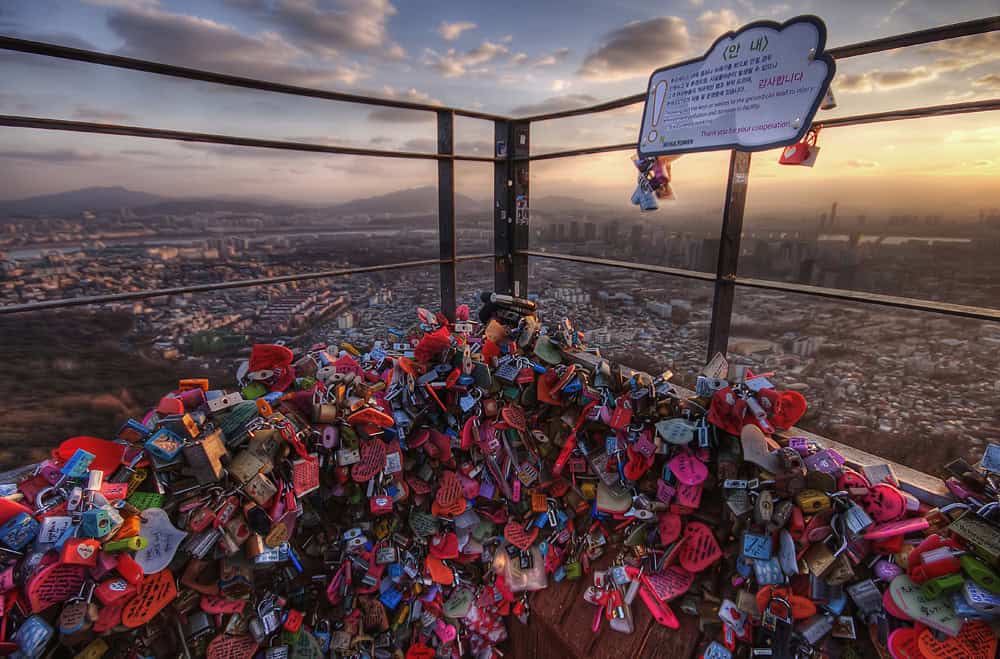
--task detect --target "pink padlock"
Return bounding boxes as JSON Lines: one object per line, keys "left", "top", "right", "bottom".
{"left": 435, "top": 619, "right": 457, "bottom": 643}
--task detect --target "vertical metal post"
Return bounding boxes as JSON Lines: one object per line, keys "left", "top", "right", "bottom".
{"left": 707, "top": 149, "right": 751, "bottom": 361}
{"left": 494, "top": 121, "right": 530, "bottom": 296}
{"left": 437, "top": 110, "right": 456, "bottom": 320}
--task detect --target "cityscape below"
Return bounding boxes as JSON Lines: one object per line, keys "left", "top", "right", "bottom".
{"left": 1, "top": 185, "right": 998, "bottom": 478}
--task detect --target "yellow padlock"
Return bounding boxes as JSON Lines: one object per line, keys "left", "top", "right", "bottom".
{"left": 794, "top": 489, "right": 831, "bottom": 514}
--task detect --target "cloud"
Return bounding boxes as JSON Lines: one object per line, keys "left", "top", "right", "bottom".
{"left": 106, "top": 5, "right": 369, "bottom": 88}
{"left": 551, "top": 79, "right": 570, "bottom": 92}
{"left": 0, "top": 148, "right": 103, "bottom": 163}
{"left": 835, "top": 67, "right": 936, "bottom": 93}
{"left": 437, "top": 21, "right": 476, "bottom": 41}
{"left": 878, "top": 0, "right": 909, "bottom": 26}
{"left": 846, "top": 159, "right": 879, "bottom": 168}
{"left": 912, "top": 32, "right": 1000, "bottom": 78}
{"left": 530, "top": 48, "right": 571, "bottom": 68}
{"left": 423, "top": 40, "right": 509, "bottom": 78}
{"left": 579, "top": 17, "right": 689, "bottom": 81}
{"left": 836, "top": 33, "right": 1000, "bottom": 96}
{"left": 367, "top": 87, "right": 441, "bottom": 123}
{"left": 72, "top": 105, "right": 136, "bottom": 123}
{"left": 369, "top": 136, "right": 393, "bottom": 145}
{"left": 973, "top": 74, "right": 1000, "bottom": 92}
{"left": 974, "top": 160, "right": 993, "bottom": 167}
{"left": 225, "top": 0, "right": 405, "bottom": 59}
{"left": 510, "top": 93, "right": 600, "bottom": 116}
{"left": 694, "top": 10, "right": 740, "bottom": 45}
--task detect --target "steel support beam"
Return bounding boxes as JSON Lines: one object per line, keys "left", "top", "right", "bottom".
{"left": 437, "top": 111, "right": 457, "bottom": 321}
{"left": 494, "top": 122, "right": 530, "bottom": 296}
{"left": 707, "top": 150, "right": 751, "bottom": 361}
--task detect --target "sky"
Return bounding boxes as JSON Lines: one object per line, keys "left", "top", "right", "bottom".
{"left": 0, "top": 0, "right": 997, "bottom": 219}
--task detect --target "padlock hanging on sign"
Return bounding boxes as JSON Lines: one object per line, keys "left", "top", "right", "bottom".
{"left": 630, "top": 153, "right": 680, "bottom": 211}
{"left": 778, "top": 127, "right": 821, "bottom": 167}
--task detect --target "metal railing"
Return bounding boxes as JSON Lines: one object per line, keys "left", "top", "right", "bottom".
{"left": 0, "top": 15, "right": 998, "bottom": 362}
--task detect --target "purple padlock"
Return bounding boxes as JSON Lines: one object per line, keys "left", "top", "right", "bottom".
{"left": 321, "top": 425, "right": 339, "bottom": 449}
{"left": 804, "top": 449, "right": 844, "bottom": 475}
{"left": 873, "top": 559, "right": 903, "bottom": 581}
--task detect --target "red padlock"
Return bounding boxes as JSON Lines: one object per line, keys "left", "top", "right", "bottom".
{"left": 283, "top": 608, "right": 304, "bottom": 633}
{"left": 61, "top": 538, "right": 100, "bottom": 567}
{"left": 608, "top": 395, "right": 633, "bottom": 431}
{"left": 116, "top": 552, "right": 144, "bottom": 584}
{"left": 778, "top": 128, "right": 819, "bottom": 166}
{"left": 370, "top": 495, "right": 393, "bottom": 515}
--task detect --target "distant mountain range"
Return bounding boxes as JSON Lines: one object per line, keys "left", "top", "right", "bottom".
{"left": 0, "top": 185, "right": 489, "bottom": 218}
{"left": 0, "top": 185, "right": 620, "bottom": 220}
{"left": 1, "top": 186, "right": 164, "bottom": 217}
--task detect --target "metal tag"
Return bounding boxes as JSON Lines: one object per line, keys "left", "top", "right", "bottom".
{"left": 950, "top": 513, "right": 1000, "bottom": 566}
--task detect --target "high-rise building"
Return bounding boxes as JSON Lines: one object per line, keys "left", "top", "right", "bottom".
{"left": 629, "top": 225, "right": 643, "bottom": 256}
{"left": 584, "top": 222, "right": 597, "bottom": 242}
{"left": 830, "top": 202, "right": 838, "bottom": 229}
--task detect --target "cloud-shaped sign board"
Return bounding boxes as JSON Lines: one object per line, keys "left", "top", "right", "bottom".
{"left": 637, "top": 15, "right": 835, "bottom": 157}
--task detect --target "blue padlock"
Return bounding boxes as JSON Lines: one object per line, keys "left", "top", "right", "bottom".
{"left": 60, "top": 449, "right": 96, "bottom": 480}
{"left": 79, "top": 507, "right": 117, "bottom": 538}
{"left": 0, "top": 512, "right": 39, "bottom": 550}
{"left": 753, "top": 556, "right": 784, "bottom": 585}
{"left": 379, "top": 586, "right": 402, "bottom": 610}
{"left": 15, "top": 615, "right": 53, "bottom": 659}
{"left": 144, "top": 428, "right": 183, "bottom": 462}
{"left": 742, "top": 532, "right": 773, "bottom": 560}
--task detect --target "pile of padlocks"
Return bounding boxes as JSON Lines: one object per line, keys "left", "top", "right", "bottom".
{"left": 1, "top": 295, "right": 998, "bottom": 659}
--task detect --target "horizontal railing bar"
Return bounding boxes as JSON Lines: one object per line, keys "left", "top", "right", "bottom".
{"left": 523, "top": 99, "right": 999, "bottom": 161}
{"left": 0, "top": 259, "right": 446, "bottom": 315}
{"left": 0, "top": 115, "right": 497, "bottom": 162}
{"left": 519, "top": 250, "right": 717, "bottom": 283}
{"left": 0, "top": 36, "right": 506, "bottom": 122}
{"left": 515, "top": 17, "right": 999, "bottom": 122}
{"left": 825, "top": 15, "right": 1000, "bottom": 59}
{"left": 522, "top": 250, "right": 1000, "bottom": 323}
{"left": 814, "top": 98, "right": 999, "bottom": 129}
{"left": 454, "top": 253, "right": 495, "bottom": 262}
{"left": 733, "top": 276, "right": 1000, "bottom": 322}
{"left": 526, "top": 143, "right": 635, "bottom": 161}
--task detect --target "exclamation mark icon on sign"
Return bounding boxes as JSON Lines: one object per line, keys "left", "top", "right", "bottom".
{"left": 647, "top": 81, "right": 667, "bottom": 143}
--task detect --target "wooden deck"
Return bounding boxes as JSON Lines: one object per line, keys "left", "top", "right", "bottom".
{"left": 508, "top": 549, "right": 704, "bottom": 659}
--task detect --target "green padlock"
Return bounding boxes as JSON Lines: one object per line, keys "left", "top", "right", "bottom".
{"left": 502, "top": 385, "right": 520, "bottom": 401}
{"left": 920, "top": 572, "right": 964, "bottom": 599}
{"left": 127, "top": 490, "right": 163, "bottom": 511}
{"left": 563, "top": 560, "right": 583, "bottom": 580}
{"left": 961, "top": 554, "right": 1000, "bottom": 594}
{"left": 103, "top": 536, "right": 148, "bottom": 552}
{"left": 533, "top": 336, "right": 562, "bottom": 365}
{"left": 241, "top": 382, "right": 268, "bottom": 400}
